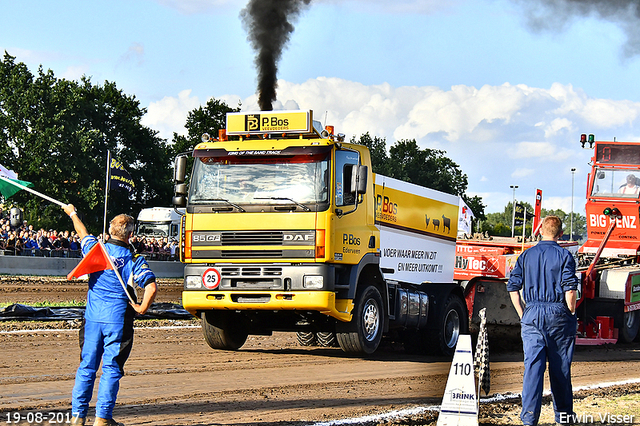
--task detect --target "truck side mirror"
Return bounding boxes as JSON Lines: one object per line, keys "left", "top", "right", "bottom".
{"left": 172, "top": 193, "right": 187, "bottom": 208}
{"left": 357, "top": 165, "right": 367, "bottom": 194}
{"left": 337, "top": 165, "right": 368, "bottom": 217}
{"left": 349, "top": 164, "right": 368, "bottom": 195}
{"left": 174, "top": 156, "right": 187, "bottom": 183}
{"left": 173, "top": 156, "right": 188, "bottom": 207}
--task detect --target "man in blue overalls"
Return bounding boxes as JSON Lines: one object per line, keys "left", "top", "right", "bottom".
{"left": 64, "top": 204, "right": 157, "bottom": 426}
{"left": 507, "top": 215, "right": 578, "bottom": 426}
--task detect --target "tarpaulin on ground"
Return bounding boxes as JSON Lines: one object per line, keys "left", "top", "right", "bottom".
{"left": 0, "top": 303, "right": 192, "bottom": 321}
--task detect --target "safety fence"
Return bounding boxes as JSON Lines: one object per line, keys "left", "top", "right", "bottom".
{"left": 1, "top": 248, "right": 176, "bottom": 261}
{"left": 2, "top": 248, "right": 82, "bottom": 258}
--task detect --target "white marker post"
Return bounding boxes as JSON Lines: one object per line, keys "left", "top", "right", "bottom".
{"left": 436, "top": 335, "right": 479, "bottom": 426}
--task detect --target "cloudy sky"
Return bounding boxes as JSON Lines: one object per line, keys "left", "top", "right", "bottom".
{"left": 3, "top": 0, "right": 640, "bottom": 214}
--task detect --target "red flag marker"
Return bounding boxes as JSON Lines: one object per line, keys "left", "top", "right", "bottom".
{"left": 67, "top": 243, "right": 113, "bottom": 280}
{"left": 67, "top": 242, "right": 135, "bottom": 304}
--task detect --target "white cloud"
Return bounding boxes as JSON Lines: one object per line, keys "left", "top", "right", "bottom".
{"left": 61, "top": 65, "right": 90, "bottom": 81}
{"left": 153, "top": 0, "right": 457, "bottom": 18}
{"left": 544, "top": 117, "right": 574, "bottom": 137}
{"left": 144, "top": 77, "right": 640, "bottom": 213}
{"left": 317, "top": 0, "right": 455, "bottom": 14}
{"left": 141, "top": 89, "right": 201, "bottom": 140}
{"left": 153, "top": 0, "right": 241, "bottom": 14}
{"left": 581, "top": 98, "right": 640, "bottom": 127}
{"left": 118, "top": 42, "right": 145, "bottom": 68}
{"left": 509, "top": 141, "right": 573, "bottom": 161}
{"left": 470, "top": 191, "right": 510, "bottom": 215}
{"left": 550, "top": 83, "right": 640, "bottom": 127}
{"left": 543, "top": 196, "right": 585, "bottom": 215}
{"left": 511, "top": 168, "right": 535, "bottom": 178}
{"left": 237, "top": 79, "right": 640, "bottom": 149}
{"left": 2, "top": 47, "right": 60, "bottom": 64}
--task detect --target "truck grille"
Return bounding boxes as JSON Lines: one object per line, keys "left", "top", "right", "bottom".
{"left": 221, "top": 231, "right": 283, "bottom": 245}
{"left": 190, "top": 230, "right": 316, "bottom": 259}
{"left": 191, "top": 248, "right": 314, "bottom": 259}
{"left": 221, "top": 250, "right": 283, "bottom": 258}
{"left": 220, "top": 267, "right": 283, "bottom": 277}
{"left": 191, "top": 230, "right": 315, "bottom": 247}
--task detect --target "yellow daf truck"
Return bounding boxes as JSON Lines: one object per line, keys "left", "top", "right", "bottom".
{"left": 172, "top": 110, "right": 466, "bottom": 355}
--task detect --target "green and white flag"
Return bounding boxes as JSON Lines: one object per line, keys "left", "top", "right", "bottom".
{"left": 0, "top": 165, "right": 64, "bottom": 207}
{"left": 0, "top": 165, "right": 34, "bottom": 199}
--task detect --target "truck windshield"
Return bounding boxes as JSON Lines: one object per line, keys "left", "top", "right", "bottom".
{"left": 591, "top": 168, "right": 640, "bottom": 198}
{"left": 137, "top": 222, "right": 171, "bottom": 237}
{"left": 189, "top": 153, "right": 329, "bottom": 208}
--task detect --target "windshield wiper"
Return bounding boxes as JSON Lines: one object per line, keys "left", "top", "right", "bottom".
{"left": 254, "top": 197, "right": 311, "bottom": 211}
{"left": 196, "top": 198, "right": 246, "bottom": 212}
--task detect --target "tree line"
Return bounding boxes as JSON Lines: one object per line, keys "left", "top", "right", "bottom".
{"left": 480, "top": 201, "right": 587, "bottom": 241}
{"left": 0, "top": 53, "right": 172, "bottom": 232}
{"left": 1, "top": 53, "right": 532, "bottom": 234}
{"left": 352, "top": 133, "right": 486, "bottom": 220}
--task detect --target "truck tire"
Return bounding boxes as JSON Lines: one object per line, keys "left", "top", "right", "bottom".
{"left": 336, "top": 285, "right": 384, "bottom": 355}
{"left": 201, "top": 311, "right": 248, "bottom": 351}
{"left": 434, "top": 294, "right": 467, "bottom": 356}
{"left": 620, "top": 311, "right": 640, "bottom": 343}
{"left": 296, "top": 331, "right": 317, "bottom": 346}
{"left": 316, "top": 331, "right": 338, "bottom": 347}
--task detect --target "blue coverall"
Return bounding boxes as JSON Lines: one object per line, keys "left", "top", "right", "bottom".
{"left": 71, "top": 236, "right": 155, "bottom": 420}
{"left": 507, "top": 240, "right": 578, "bottom": 426}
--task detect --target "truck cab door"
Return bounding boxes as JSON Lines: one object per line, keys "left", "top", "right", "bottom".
{"left": 332, "top": 149, "right": 372, "bottom": 265}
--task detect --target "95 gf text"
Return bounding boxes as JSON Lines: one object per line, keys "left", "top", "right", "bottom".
{"left": 5, "top": 411, "right": 72, "bottom": 424}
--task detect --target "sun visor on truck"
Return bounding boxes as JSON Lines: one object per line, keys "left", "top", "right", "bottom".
{"left": 193, "top": 145, "right": 332, "bottom": 158}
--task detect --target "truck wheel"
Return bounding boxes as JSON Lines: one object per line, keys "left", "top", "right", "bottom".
{"left": 316, "top": 331, "right": 338, "bottom": 347}
{"left": 201, "top": 311, "right": 248, "bottom": 351}
{"left": 620, "top": 311, "right": 640, "bottom": 343}
{"left": 296, "top": 331, "right": 317, "bottom": 346}
{"left": 435, "top": 295, "right": 468, "bottom": 356}
{"left": 336, "top": 285, "right": 383, "bottom": 355}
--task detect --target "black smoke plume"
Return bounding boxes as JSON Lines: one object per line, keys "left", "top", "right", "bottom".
{"left": 515, "top": 0, "right": 640, "bottom": 57}
{"left": 241, "top": 0, "right": 311, "bottom": 111}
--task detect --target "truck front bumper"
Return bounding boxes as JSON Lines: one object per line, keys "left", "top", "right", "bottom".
{"left": 182, "top": 290, "right": 353, "bottom": 322}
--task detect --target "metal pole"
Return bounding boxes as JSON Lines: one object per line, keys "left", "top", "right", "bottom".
{"left": 571, "top": 168, "right": 576, "bottom": 241}
{"left": 103, "top": 151, "right": 111, "bottom": 238}
{"left": 510, "top": 185, "right": 518, "bottom": 238}
{"left": 522, "top": 207, "right": 527, "bottom": 249}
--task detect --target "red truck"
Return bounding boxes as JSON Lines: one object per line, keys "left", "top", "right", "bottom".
{"left": 457, "top": 134, "right": 640, "bottom": 344}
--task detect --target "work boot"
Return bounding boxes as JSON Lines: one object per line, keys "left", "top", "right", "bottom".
{"left": 70, "top": 416, "right": 85, "bottom": 426}
{"left": 93, "top": 418, "right": 124, "bottom": 426}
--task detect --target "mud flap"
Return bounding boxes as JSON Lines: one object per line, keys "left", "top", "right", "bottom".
{"left": 466, "top": 279, "right": 521, "bottom": 331}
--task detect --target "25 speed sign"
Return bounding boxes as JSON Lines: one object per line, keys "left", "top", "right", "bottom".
{"left": 202, "top": 268, "right": 221, "bottom": 289}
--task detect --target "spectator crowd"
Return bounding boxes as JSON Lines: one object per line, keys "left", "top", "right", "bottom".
{"left": 0, "top": 216, "right": 178, "bottom": 261}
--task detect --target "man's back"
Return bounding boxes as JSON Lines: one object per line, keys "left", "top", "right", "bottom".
{"left": 509, "top": 241, "right": 577, "bottom": 305}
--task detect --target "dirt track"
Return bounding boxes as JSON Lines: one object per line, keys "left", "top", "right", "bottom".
{"left": 1, "top": 277, "right": 640, "bottom": 425}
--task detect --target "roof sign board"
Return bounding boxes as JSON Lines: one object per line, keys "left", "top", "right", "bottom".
{"left": 226, "top": 111, "right": 312, "bottom": 135}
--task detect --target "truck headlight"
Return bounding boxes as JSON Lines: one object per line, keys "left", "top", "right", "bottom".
{"left": 303, "top": 275, "right": 324, "bottom": 289}
{"left": 185, "top": 275, "right": 202, "bottom": 289}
